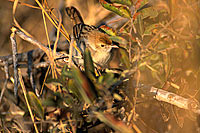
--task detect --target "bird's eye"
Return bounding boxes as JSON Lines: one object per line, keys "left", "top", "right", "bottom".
{"left": 101, "top": 44, "right": 105, "bottom": 47}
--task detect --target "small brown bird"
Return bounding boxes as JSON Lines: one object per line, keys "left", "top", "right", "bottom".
{"left": 65, "top": 7, "right": 118, "bottom": 68}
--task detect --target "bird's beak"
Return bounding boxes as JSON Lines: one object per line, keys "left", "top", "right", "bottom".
{"left": 111, "top": 45, "right": 119, "bottom": 48}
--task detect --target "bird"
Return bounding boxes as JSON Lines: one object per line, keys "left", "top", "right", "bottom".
{"left": 65, "top": 6, "right": 118, "bottom": 68}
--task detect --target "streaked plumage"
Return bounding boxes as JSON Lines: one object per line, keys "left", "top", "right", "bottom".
{"left": 66, "top": 6, "right": 117, "bottom": 67}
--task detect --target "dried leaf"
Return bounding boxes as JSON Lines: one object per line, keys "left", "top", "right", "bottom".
{"left": 95, "top": 112, "right": 133, "bottom": 133}
{"left": 84, "top": 48, "right": 96, "bottom": 81}
{"left": 113, "top": 93, "right": 122, "bottom": 101}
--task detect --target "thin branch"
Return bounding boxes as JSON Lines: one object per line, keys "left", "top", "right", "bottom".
{"left": 68, "top": 35, "right": 75, "bottom": 68}
{"left": 14, "top": 26, "right": 52, "bottom": 57}
{"left": 110, "top": 68, "right": 200, "bottom": 114}
{"left": 145, "top": 18, "right": 175, "bottom": 48}
{"left": 0, "top": 61, "right": 9, "bottom": 103}
{"left": 10, "top": 27, "right": 19, "bottom": 96}
{"left": 18, "top": 68, "right": 39, "bottom": 133}
{"left": 27, "top": 51, "right": 36, "bottom": 92}
{"left": 141, "top": 85, "right": 200, "bottom": 114}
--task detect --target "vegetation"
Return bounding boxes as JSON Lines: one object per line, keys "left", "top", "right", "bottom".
{"left": 0, "top": 0, "right": 200, "bottom": 132}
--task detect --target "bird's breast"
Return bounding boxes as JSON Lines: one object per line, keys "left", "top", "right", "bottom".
{"left": 91, "top": 50, "right": 111, "bottom": 67}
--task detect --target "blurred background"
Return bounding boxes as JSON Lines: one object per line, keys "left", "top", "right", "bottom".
{"left": 0, "top": 0, "right": 112, "bottom": 55}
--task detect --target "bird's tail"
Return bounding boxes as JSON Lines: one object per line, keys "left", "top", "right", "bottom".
{"left": 65, "top": 6, "right": 84, "bottom": 25}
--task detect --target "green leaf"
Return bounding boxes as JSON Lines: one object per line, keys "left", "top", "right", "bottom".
{"left": 100, "top": 0, "right": 131, "bottom": 18}
{"left": 109, "top": 36, "right": 128, "bottom": 45}
{"left": 100, "top": 25, "right": 128, "bottom": 45}
{"left": 63, "top": 95, "right": 74, "bottom": 106}
{"left": 119, "top": 48, "right": 130, "bottom": 69}
{"left": 144, "top": 24, "right": 158, "bottom": 36}
{"left": 141, "top": 7, "right": 158, "bottom": 19}
{"left": 137, "top": 3, "right": 151, "bottom": 12}
{"left": 110, "top": 0, "right": 133, "bottom": 6}
{"left": 43, "top": 92, "right": 70, "bottom": 108}
{"left": 42, "top": 97, "right": 57, "bottom": 107}
{"left": 100, "top": 73, "right": 117, "bottom": 86}
{"left": 100, "top": 25, "right": 117, "bottom": 36}
{"left": 61, "top": 65, "right": 73, "bottom": 78}
{"left": 46, "top": 78, "right": 63, "bottom": 86}
{"left": 71, "top": 67, "right": 97, "bottom": 104}
{"left": 137, "top": 14, "right": 144, "bottom": 37}
{"left": 84, "top": 48, "right": 96, "bottom": 82}
{"left": 67, "top": 79, "right": 81, "bottom": 98}
{"left": 27, "top": 91, "right": 44, "bottom": 119}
